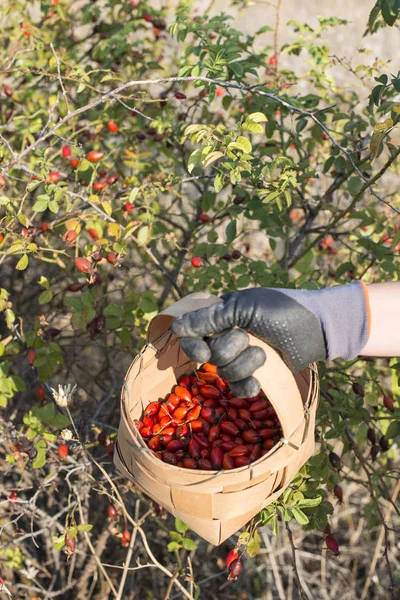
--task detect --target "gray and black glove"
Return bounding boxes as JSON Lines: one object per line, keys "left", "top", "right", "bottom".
{"left": 170, "top": 282, "right": 369, "bottom": 397}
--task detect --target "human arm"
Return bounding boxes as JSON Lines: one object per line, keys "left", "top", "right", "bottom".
{"left": 361, "top": 282, "right": 400, "bottom": 357}
{"left": 170, "top": 281, "right": 398, "bottom": 397}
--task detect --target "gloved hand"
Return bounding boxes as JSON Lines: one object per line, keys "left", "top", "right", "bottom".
{"left": 170, "top": 282, "right": 369, "bottom": 397}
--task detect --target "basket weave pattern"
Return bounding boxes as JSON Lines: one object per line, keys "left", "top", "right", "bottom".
{"left": 115, "top": 294, "right": 320, "bottom": 545}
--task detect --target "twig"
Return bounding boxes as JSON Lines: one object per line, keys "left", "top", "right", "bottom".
{"left": 76, "top": 495, "right": 118, "bottom": 598}
{"left": 115, "top": 499, "right": 140, "bottom": 600}
{"left": 50, "top": 43, "right": 70, "bottom": 114}
{"left": 285, "top": 522, "right": 308, "bottom": 600}
{"left": 360, "top": 481, "right": 400, "bottom": 600}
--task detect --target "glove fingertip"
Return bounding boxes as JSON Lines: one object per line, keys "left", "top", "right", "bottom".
{"left": 179, "top": 337, "right": 211, "bottom": 363}
{"left": 230, "top": 376, "right": 261, "bottom": 398}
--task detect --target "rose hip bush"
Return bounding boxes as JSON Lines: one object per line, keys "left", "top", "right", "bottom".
{"left": 0, "top": 1, "right": 399, "bottom": 598}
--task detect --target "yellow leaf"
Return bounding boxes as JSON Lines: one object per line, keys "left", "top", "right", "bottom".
{"left": 374, "top": 118, "right": 393, "bottom": 133}
{"left": 88, "top": 194, "right": 99, "bottom": 203}
{"left": 107, "top": 222, "right": 121, "bottom": 239}
{"left": 65, "top": 219, "right": 81, "bottom": 233}
{"left": 101, "top": 201, "right": 112, "bottom": 216}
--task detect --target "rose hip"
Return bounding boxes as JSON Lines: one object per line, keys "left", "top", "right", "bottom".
{"left": 249, "top": 400, "right": 268, "bottom": 413}
{"left": 210, "top": 446, "right": 223, "bottom": 469}
{"left": 198, "top": 458, "right": 213, "bottom": 470}
{"left": 200, "top": 385, "right": 220, "bottom": 399}
{"left": 229, "top": 397, "right": 249, "bottom": 409}
{"left": 223, "top": 453, "right": 236, "bottom": 470}
{"left": 148, "top": 436, "right": 161, "bottom": 451}
{"left": 166, "top": 440, "right": 184, "bottom": 452}
{"left": 179, "top": 374, "right": 191, "bottom": 389}
{"left": 163, "top": 452, "right": 177, "bottom": 465}
{"left": 228, "top": 445, "right": 249, "bottom": 457}
{"left": 190, "top": 420, "right": 204, "bottom": 431}
{"left": 176, "top": 424, "right": 189, "bottom": 438}
{"left": 187, "top": 406, "right": 201, "bottom": 422}
{"left": 193, "top": 433, "right": 209, "bottom": 449}
{"left": 221, "top": 422, "right": 239, "bottom": 436}
{"left": 175, "top": 386, "right": 192, "bottom": 402}
{"left": 242, "top": 429, "right": 259, "bottom": 444}
{"left": 235, "top": 456, "right": 250, "bottom": 467}
{"left": 183, "top": 457, "right": 198, "bottom": 469}
{"left": 208, "top": 424, "right": 221, "bottom": 443}
{"left": 188, "top": 438, "right": 201, "bottom": 459}
{"left": 144, "top": 401, "right": 160, "bottom": 417}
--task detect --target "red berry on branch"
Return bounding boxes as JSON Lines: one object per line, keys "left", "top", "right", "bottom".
{"left": 143, "top": 13, "right": 153, "bottom": 22}
{"left": 325, "top": 535, "right": 339, "bottom": 555}
{"left": 198, "top": 213, "right": 211, "bottom": 223}
{"left": 123, "top": 202, "right": 134, "bottom": 212}
{"left": 352, "top": 382, "right": 364, "bottom": 397}
{"left": 62, "top": 145, "right": 72, "bottom": 158}
{"left": 228, "top": 558, "right": 243, "bottom": 580}
{"left": 107, "top": 504, "right": 117, "bottom": 519}
{"left": 88, "top": 228, "right": 99, "bottom": 241}
{"left": 70, "top": 158, "right": 79, "bottom": 168}
{"left": 27, "top": 349, "right": 36, "bottom": 365}
{"left": 383, "top": 396, "right": 394, "bottom": 412}
{"left": 269, "top": 55, "right": 277, "bottom": 66}
{"left": 49, "top": 171, "right": 61, "bottom": 183}
{"left": 64, "top": 230, "right": 77, "bottom": 244}
{"left": 0, "top": 175, "right": 5, "bottom": 188}
{"left": 65, "top": 535, "right": 76, "bottom": 553}
{"left": 226, "top": 549, "right": 239, "bottom": 568}
{"left": 86, "top": 150, "right": 104, "bottom": 163}
{"left": 191, "top": 256, "right": 202, "bottom": 268}
{"left": 36, "top": 384, "right": 46, "bottom": 402}
{"left": 74, "top": 257, "right": 92, "bottom": 273}
{"left": 9, "top": 491, "right": 18, "bottom": 502}
{"left": 106, "top": 252, "right": 117, "bottom": 264}
{"left": 93, "top": 181, "right": 108, "bottom": 191}
{"left": 106, "top": 442, "right": 115, "bottom": 459}
{"left": 106, "top": 174, "right": 119, "bottom": 185}
{"left": 40, "top": 222, "right": 50, "bottom": 232}
{"left": 333, "top": 484, "right": 343, "bottom": 502}
{"left": 3, "top": 84, "right": 13, "bottom": 97}
{"left": 175, "top": 92, "right": 187, "bottom": 100}
{"left": 58, "top": 444, "right": 69, "bottom": 459}
{"left": 107, "top": 120, "right": 118, "bottom": 133}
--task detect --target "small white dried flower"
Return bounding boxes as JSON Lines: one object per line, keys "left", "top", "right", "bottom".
{"left": 50, "top": 384, "right": 77, "bottom": 408}
{"left": 60, "top": 429, "right": 73, "bottom": 441}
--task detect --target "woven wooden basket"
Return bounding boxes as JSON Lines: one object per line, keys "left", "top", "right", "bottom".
{"left": 115, "top": 292, "right": 319, "bottom": 546}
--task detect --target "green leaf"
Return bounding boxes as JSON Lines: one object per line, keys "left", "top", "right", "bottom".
{"left": 181, "top": 538, "right": 197, "bottom": 551}
{"left": 238, "top": 531, "right": 251, "bottom": 544}
{"left": 188, "top": 149, "right": 203, "bottom": 174}
{"left": 31, "top": 403, "right": 70, "bottom": 429}
{"left": 225, "top": 220, "right": 237, "bottom": 242}
{"left": 214, "top": 173, "right": 224, "bottom": 193}
{"left": 16, "top": 255, "right": 29, "bottom": 271}
{"left": 386, "top": 420, "right": 400, "bottom": 439}
{"left": 32, "top": 446, "right": 47, "bottom": 469}
{"left": 77, "top": 524, "right": 93, "bottom": 532}
{"left": 67, "top": 526, "right": 78, "bottom": 538}
{"left": 348, "top": 177, "right": 364, "bottom": 196}
{"left": 247, "top": 112, "right": 268, "bottom": 123}
{"left": 32, "top": 198, "right": 50, "bottom": 212}
{"left": 38, "top": 289, "right": 53, "bottom": 305}
{"left": 167, "top": 541, "right": 181, "bottom": 552}
{"left": 175, "top": 518, "right": 188, "bottom": 534}
{"left": 272, "top": 517, "right": 279, "bottom": 536}
{"left": 229, "top": 136, "right": 252, "bottom": 153}
{"left": 247, "top": 538, "right": 261, "bottom": 558}
{"left": 137, "top": 226, "right": 149, "bottom": 244}
{"left": 292, "top": 507, "right": 309, "bottom": 525}
{"left": 296, "top": 496, "right": 323, "bottom": 508}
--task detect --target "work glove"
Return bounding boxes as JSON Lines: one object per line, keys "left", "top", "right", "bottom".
{"left": 170, "top": 282, "right": 369, "bottom": 397}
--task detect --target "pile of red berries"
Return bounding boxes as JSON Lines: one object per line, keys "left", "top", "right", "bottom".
{"left": 136, "top": 364, "right": 282, "bottom": 470}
